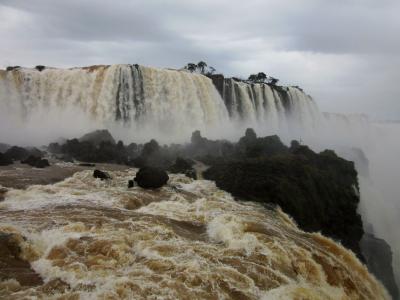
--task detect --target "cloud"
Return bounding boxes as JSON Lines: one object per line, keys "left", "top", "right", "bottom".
{"left": 0, "top": 0, "right": 399, "bottom": 119}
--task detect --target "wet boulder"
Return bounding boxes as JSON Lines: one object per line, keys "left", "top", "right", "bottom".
{"left": 168, "top": 157, "right": 196, "bottom": 179}
{"left": 0, "top": 188, "right": 7, "bottom": 202}
{"left": 93, "top": 170, "right": 111, "bottom": 180}
{"left": 79, "top": 129, "right": 116, "bottom": 146}
{"left": 134, "top": 167, "right": 169, "bottom": 189}
{"left": 128, "top": 180, "right": 134, "bottom": 188}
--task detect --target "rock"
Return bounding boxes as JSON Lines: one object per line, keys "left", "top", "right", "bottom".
{"left": 21, "top": 156, "right": 50, "bottom": 168}
{"left": 360, "top": 233, "right": 399, "bottom": 299}
{"left": 35, "top": 159, "right": 50, "bottom": 168}
{"left": 78, "top": 163, "right": 95, "bottom": 167}
{"left": 0, "top": 188, "right": 7, "bottom": 202}
{"left": 0, "top": 152, "right": 13, "bottom": 166}
{"left": 0, "top": 232, "right": 43, "bottom": 286}
{"left": 134, "top": 167, "right": 169, "bottom": 189}
{"left": 93, "top": 169, "right": 111, "bottom": 180}
{"left": 203, "top": 148, "right": 364, "bottom": 258}
{"left": 35, "top": 65, "right": 45, "bottom": 71}
{"left": 79, "top": 129, "right": 116, "bottom": 146}
{"left": 4, "top": 146, "right": 30, "bottom": 161}
{"left": 6, "top": 66, "right": 20, "bottom": 71}
{"left": 128, "top": 180, "right": 134, "bottom": 188}
{"left": 168, "top": 157, "right": 196, "bottom": 179}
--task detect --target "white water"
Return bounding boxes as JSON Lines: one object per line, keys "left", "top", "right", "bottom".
{"left": 0, "top": 64, "right": 399, "bottom": 291}
{"left": 0, "top": 170, "right": 389, "bottom": 299}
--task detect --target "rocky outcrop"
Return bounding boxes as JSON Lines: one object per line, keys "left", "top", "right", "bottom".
{"left": 134, "top": 167, "right": 169, "bottom": 189}
{"left": 21, "top": 156, "right": 50, "bottom": 168}
{"left": 361, "top": 233, "right": 399, "bottom": 299}
{"left": 79, "top": 129, "right": 116, "bottom": 146}
{"left": 168, "top": 157, "right": 196, "bottom": 179}
{"left": 0, "top": 152, "right": 13, "bottom": 166}
{"left": 3, "top": 146, "right": 43, "bottom": 162}
{"left": 203, "top": 134, "right": 364, "bottom": 258}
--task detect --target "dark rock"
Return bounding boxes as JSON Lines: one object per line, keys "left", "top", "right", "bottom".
{"left": 128, "top": 180, "right": 134, "bottom": 188}
{"left": 134, "top": 167, "right": 169, "bottom": 189}
{"left": 48, "top": 142, "right": 62, "bottom": 154}
{"left": 169, "top": 157, "right": 196, "bottom": 179}
{"left": 79, "top": 129, "right": 116, "bottom": 146}
{"left": 35, "top": 65, "right": 46, "bottom": 71}
{"left": 0, "top": 188, "right": 7, "bottom": 202}
{"left": 78, "top": 163, "right": 95, "bottom": 167}
{"left": 203, "top": 146, "right": 364, "bottom": 258}
{"left": 0, "top": 232, "right": 43, "bottom": 286}
{"left": 6, "top": 66, "right": 20, "bottom": 71}
{"left": 0, "top": 152, "right": 13, "bottom": 166}
{"left": 35, "top": 159, "right": 50, "bottom": 168}
{"left": 361, "top": 233, "right": 399, "bottom": 299}
{"left": 4, "top": 146, "right": 30, "bottom": 161}
{"left": 21, "top": 156, "right": 50, "bottom": 168}
{"left": 93, "top": 170, "right": 111, "bottom": 180}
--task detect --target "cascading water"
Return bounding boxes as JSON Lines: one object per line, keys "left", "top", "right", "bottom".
{"left": 0, "top": 65, "right": 230, "bottom": 144}
{"left": 0, "top": 64, "right": 399, "bottom": 296}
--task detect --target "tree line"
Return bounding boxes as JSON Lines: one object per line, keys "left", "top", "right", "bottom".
{"left": 183, "top": 62, "right": 279, "bottom": 85}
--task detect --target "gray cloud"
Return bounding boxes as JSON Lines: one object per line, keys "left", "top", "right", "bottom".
{"left": 0, "top": 0, "right": 399, "bottom": 119}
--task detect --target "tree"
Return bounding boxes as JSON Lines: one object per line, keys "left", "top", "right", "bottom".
{"left": 256, "top": 72, "right": 267, "bottom": 83}
{"left": 185, "top": 63, "right": 197, "bottom": 73}
{"left": 248, "top": 74, "right": 258, "bottom": 82}
{"left": 268, "top": 77, "right": 279, "bottom": 85}
{"left": 197, "top": 61, "right": 207, "bottom": 74}
{"left": 208, "top": 66, "right": 216, "bottom": 75}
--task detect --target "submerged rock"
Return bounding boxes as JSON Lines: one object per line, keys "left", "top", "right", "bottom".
{"left": 0, "top": 188, "right": 7, "bottom": 202}
{"left": 0, "top": 232, "right": 43, "bottom": 286}
{"left": 134, "top": 167, "right": 169, "bottom": 189}
{"left": 93, "top": 170, "right": 111, "bottom": 180}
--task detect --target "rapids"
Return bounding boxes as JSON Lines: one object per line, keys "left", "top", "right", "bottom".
{"left": 0, "top": 169, "right": 389, "bottom": 299}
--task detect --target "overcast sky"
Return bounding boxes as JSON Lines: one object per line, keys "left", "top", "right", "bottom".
{"left": 1, "top": 0, "right": 399, "bottom": 120}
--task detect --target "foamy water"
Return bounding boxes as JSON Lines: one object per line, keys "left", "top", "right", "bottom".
{"left": 0, "top": 170, "right": 389, "bottom": 299}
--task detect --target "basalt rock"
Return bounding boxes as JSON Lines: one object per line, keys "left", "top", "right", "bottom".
{"left": 361, "top": 233, "right": 399, "bottom": 299}
{"left": 93, "top": 170, "right": 111, "bottom": 180}
{"left": 4, "top": 146, "right": 30, "bottom": 161}
{"left": 21, "top": 156, "right": 50, "bottom": 168}
{"left": 79, "top": 129, "right": 116, "bottom": 146}
{"left": 134, "top": 167, "right": 169, "bottom": 189}
{"left": 168, "top": 157, "right": 196, "bottom": 179}
{"left": 203, "top": 140, "right": 364, "bottom": 258}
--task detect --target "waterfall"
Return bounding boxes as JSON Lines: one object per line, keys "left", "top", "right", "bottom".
{"left": 0, "top": 64, "right": 399, "bottom": 289}
{"left": 0, "top": 65, "right": 230, "bottom": 144}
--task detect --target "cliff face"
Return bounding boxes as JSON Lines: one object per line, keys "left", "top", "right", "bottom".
{"left": 202, "top": 133, "right": 364, "bottom": 259}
